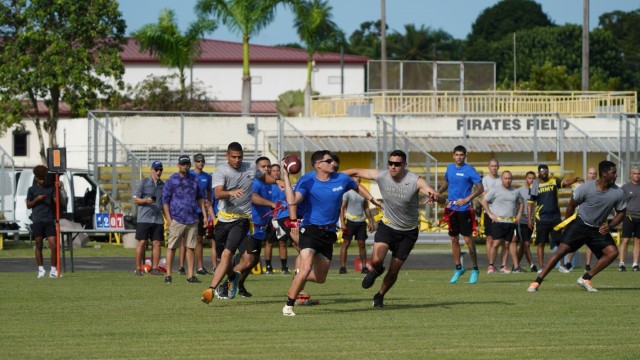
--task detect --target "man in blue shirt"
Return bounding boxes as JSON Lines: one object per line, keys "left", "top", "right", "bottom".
{"left": 280, "top": 150, "right": 379, "bottom": 316}
{"left": 437, "top": 145, "right": 484, "bottom": 284}
{"left": 162, "top": 155, "right": 206, "bottom": 284}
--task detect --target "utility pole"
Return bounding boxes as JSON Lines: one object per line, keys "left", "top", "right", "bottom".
{"left": 582, "top": 0, "right": 589, "bottom": 91}
{"left": 380, "top": 0, "right": 387, "bottom": 91}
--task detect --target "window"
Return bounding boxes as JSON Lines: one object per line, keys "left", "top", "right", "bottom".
{"left": 251, "top": 76, "right": 262, "bottom": 85}
{"left": 328, "top": 76, "right": 342, "bottom": 84}
{"left": 13, "top": 131, "right": 28, "bottom": 156}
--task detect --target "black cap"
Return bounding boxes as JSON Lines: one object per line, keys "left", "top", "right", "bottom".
{"left": 538, "top": 164, "right": 549, "bottom": 172}
{"left": 194, "top": 153, "right": 205, "bottom": 162}
{"left": 178, "top": 155, "right": 191, "bottom": 164}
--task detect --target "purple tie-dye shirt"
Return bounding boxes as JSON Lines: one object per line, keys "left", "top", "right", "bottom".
{"left": 162, "top": 172, "right": 202, "bottom": 224}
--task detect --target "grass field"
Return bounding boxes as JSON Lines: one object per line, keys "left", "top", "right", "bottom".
{"left": 1, "top": 267, "right": 639, "bottom": 359}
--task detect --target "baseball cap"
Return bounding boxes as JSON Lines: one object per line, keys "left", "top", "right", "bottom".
{"left": 178, "top": 155, "right": 191, "bottom": 164}
{"left": 151, "top": 161, "right": 163, "bottom": 169}
{"left": 194, "top": 153, "right": 205, "bottom": 162}
{"left": 538, "top": 164, "right": 549, "bottom": 172}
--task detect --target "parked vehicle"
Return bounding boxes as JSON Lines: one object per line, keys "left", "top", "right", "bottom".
{"left": 0, "top": 168, "right": 109, "bottom": 232}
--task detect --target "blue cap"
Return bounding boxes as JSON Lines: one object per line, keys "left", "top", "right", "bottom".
{"left": 151, "top": 161, "right": 163, "bottom": 169}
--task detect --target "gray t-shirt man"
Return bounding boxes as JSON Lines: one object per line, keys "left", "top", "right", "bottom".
{"left": 621, "top": 182, "right": 640, "bottom": 219}
{"left": 376, "top": 170, "right": 419, "bottom": 231}
{"left": 482, "top": 175, "right": 501, "bottom": 193}
{"left": 574, "top": 180, "right": 627, "bottom": 226}
{"left": 134, "top": 177, "right": 164, "bottom": 224}
{"left": 343, "top": 190, "right": 366, "bottom": 223}
{"left": 484, "top": 185, "right": 523, "bottom": 223}
{"left": 213, "top": 162, "right": 261, "bottom": 222}
{"left": 516, "top": 185, "right": 530, "bottom": 225}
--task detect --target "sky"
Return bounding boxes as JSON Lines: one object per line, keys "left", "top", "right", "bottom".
{"left": 118, "top": 0, "right": 639, "bottom": 46}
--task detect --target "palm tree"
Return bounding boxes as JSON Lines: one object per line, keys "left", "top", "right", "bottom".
{"left": 196, "top": 0, "right": 286, "bottom": 115}
{"left": 132, "top": 8, "right": 216, "bottom": 105}
{"left": 291, "top": 0, "right": 340, "bottom": 116}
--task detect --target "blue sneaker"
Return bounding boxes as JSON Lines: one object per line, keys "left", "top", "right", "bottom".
{"left": 469, "top": 269, "right": 479, "bottom": 284}
{"left": 227, "top": 271, "right": 241, "bottom": 299}
{"left": 449, "top": 268, "right": 465, "bottom": 284}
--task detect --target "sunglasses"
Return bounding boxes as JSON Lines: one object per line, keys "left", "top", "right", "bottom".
{"left": 316, "top": 159, "right": 335, "bottom": 164}
{"left": 195, "top": 160, "right": 205, "bottom": 163}
{"left": 388, "top": 161, "right": 404, "bottom": 167}
{"left": 154, "top": 168, "right": 163, "bottom": 172}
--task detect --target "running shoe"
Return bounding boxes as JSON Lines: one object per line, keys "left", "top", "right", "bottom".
{"left": 618, "top": 264, "right": 627, "bottom": 272}
{"left": 450, "top": 268, "right": 465, "bottom": 284}
{"left": 37, "top": 269, "right": 46, "bottom": 279}
{"left": 265, "top": 265, "right": 274, "bottom": 275}
{"left": 361, "top": 267, "right": 369, "bottom": 274}
{"left": 282, "top": 305, "right": 295, "bottom": 316}
{"left": 186, "top": 276, "right": 201, "bottom": 283}
{"left": 362, "top": 266, "right": 385, "bottom": 289}
{"left": 530, "top": 264, "right": 538, "bottom": 273}
{"left": 227, "top": 271, "right": 241, "bottom": 299}
{"left": 196, "top": 268, "right": 210, "bottom": 275}
{"left": 281, "top": 267, "right": 291, "bottom": 275}
{"left": 164, "top": 276, "right": 172, "bottom": 283}
{"left": 584, "top": 264, "right": 591, "bottom": 272}
{"left": 149, "top": 268, "right": 163, "bottom": 275}
{"left": 372, "top": 293, "right": 384, "bottom": 308}
{"left": 177, "top": 267, "right": 186, "bottom": 275}
{"left": 558, "top": 265, "right": 571, "bottom": 273}
{"left": 339, "top": 267, "right": 347, "bottom": 274}
{"left": 527, "top": 282, "right": 540, "bottom": 292}
{"left": 487, "top": 265, "right": 495, "bottom": 274}
{"left": 134, "top": 269, "right": 143, "bottom": 276}
{"left": 469, "top": 269, "right": 479, "bottom": 284}
{"left": 215, "top": 283, "right": 229, "bottom": 299}
{"left": 499, "top": 266, "right": 511, "bottom": 274}
{"left": 577, "top": 277, "right": 598, "bottom": 292}
{"left": 511, "top": 266, "right": 526, "bottom": 273}
{"left": 49, "top": 269, "right": 59, "bottom": 278}
{"left": 238, "top": 286, "right": 253, "bottom": 298}
{"left": 633, "top": 265, "right": 640, "bottom": 272}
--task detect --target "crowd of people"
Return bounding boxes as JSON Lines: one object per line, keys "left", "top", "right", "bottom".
{"left": 32, "top": 141, "right": 640, "bottom": 314}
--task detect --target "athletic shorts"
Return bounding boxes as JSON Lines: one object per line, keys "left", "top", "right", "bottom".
{"left": 621, "top": 216, "right": 640, "bottom": 239}
{"left": 535, "top": 221, "right": 561, "bottom": 248}
{"left": 448, "top": 210, "right": 473, "bottom": 237}
{"left": 167, "top": 221, "right": 197, "bottom": 249}
{"left": 515, "top": 223, "right": 532, "bottom": 243}
{"left": 484, "top": 212, "right": 493, "bottom": 237}
{"left": 298, "top": 225, "right": 337, "bottom": 261}
{"left": 342, "top": 220, "right": 368, "bottom": 241}
{"left": 374, "top": 222, "right": 419, "bottom": 262}
{"left": 560, "top": 217, "right": 616, "bottom": 258}
{"left": 276, "top": 217, "right": 293, "bottom": 240}
{"left": 264, "top": 221, "right": 279, "bottom": 243}
{"left": 135, "top": 222, "right": 164, "bottom": 242}
{"left": 215, "top": 219, "right": 251, "bottom": 254}
{"left": 245, "top": 235, "right": 263, "bottom": 256}
{"left": 490, "top": 222, "right": 516, "bottom": 241}
{"left": 31, "top": 221, "right": 56, "bottom": 238}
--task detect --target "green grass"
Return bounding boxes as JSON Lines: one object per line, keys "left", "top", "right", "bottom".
{"left": 1, "top": 268, "right": 639, "bottom": 359}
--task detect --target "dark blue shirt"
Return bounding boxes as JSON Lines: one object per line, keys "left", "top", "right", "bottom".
{"left": 162, "top": 172, "right": 202, "bottom": 224}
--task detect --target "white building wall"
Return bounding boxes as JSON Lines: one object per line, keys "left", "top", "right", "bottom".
{"left": 121, "top": 63, "right": 365, "bottom": 101}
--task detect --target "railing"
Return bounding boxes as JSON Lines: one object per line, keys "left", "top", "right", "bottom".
{"left": 0, "top": 145, "right": 15, "bottom": 221}
{"left": 311, "top": 91, "right": 637, "bottom": 118}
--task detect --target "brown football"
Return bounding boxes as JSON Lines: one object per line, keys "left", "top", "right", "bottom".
{"left": 283, "top": 154, "right": 301, "bottom": 174}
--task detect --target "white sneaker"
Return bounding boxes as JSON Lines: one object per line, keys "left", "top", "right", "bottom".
{"left": 49, "top": 270, "right": 59, "bottom": 278}
{"left": 282, "top": 305, "right": 296, "bottom": 316}
{"left": 37, "top": 269, "right": 46, "bottom": 279}
{"left": 499, "top": 266, "right": 511, "bottom": 274}
{"left": 558, "top": 265, "right": 570, "bottom": 273}
{"left": 577, "top": 277, "right": 598, "bottom": 292}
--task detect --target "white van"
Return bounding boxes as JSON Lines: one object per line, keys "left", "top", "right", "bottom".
{"left": 0, "top": 168, "right": 107, "bottom": 232}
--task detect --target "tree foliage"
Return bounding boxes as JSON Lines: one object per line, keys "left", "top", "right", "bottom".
{"left": 599, "top": 9, "right": 640, "bottom": 90}
{"left": 468, "top": 0, "right": 553, "bottom": 44}
{"left": 387, "top": 24, "right": 462, "bottom": 61}
{"left": 0, "top": 0, "right": 126, "bottom": 163}
{"left": 132, "top": 8, "right": 216, "bottom": 104}
{"left": 196, "top": 0, "right": 287, "bottom": 114}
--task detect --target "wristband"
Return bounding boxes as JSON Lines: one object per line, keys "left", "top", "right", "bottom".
{"left": 284, "top": 218, "right": 301, "bottom": 228}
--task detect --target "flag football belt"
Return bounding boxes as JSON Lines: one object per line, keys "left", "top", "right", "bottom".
{"left": 495, "top": 216, "right": 516, "bottom": 223}
{"left": 553, "top": 213, "right": 577, "bottom": 231}
{"left": 218, "top": 211, "right": 251, "bottom": 221}
{"left": 438, "top": 202, "right": 476, "bottom": 234}
{"left": 346, "top": 213, "right": 365, "bottom": 221}
{"left": 262, "top": 200, "right": 286, "bottom": 220}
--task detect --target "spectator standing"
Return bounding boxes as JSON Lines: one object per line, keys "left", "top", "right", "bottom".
{"left": 133, "top": 161, "right": 165, "bottom": 276}
{"left": 27, "top": 165, "right": 58, "bottom": 278}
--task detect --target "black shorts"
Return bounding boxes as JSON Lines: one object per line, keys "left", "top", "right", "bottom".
{"left": 374, "top": 222, "right": 419, "bottom": 262}
{"left": 264, "top": 221, "right": 279, "bottom": 243}
{"left": 215, "top": 219, "right": 251, "bottom": 254}
{"left": 277, "top": 218, "right": 293, "bottom": 241}
{"left": 515, "top": 223, "right": 532, "bottom": 243}
{"left": 621, "top": 216, "right": 640, "bottom": 239}
{"left": 483, "top": 212, "right": 493, "bottom": 237}
{"left": 135, "top": 222, "right": 164, "bottom": 242}
{"left": 490, "top": 222, "right": 516, "bottom": 241}
{"left": 298, "top": 225, "right": 337, "bottom": 260}
{"left": 560, "top": 217, "right": 616, "bottom": 258}
{"left": 31, "top": 221, "right": 56, "bottom": 238}
{"left": 197, "top": 213, "right": 206, "bottom": 237}
{"left": 448, "top": 210, "right": 473, "bottom": 237}
{"left": 343, "top": 220, "right": 368, "bottom": 241}
{"left": 535, "top": 221, "right": 561, "bottom": 248}
{"left": 245, "top": 235, "right": 263, "bottom": 256}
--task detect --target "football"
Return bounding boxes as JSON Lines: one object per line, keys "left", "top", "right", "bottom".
{"left": 283, "top": 154, "right": 301, "bottom": 174}
{"left": 142, "top": 264, "right": 152, "bottom": 273}
{"left": 202, "top": 288, "right": 214, "bottom": 304}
